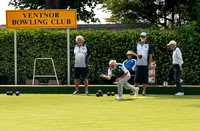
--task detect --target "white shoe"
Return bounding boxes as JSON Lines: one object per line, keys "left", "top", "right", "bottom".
{"left": 73, "top": 90, "right": 79, "bottom": 95}
{"left": 142, "top": 92, "right": 146, "bottom": 96}
{"left": 85, "top": 91, "right": 89, "bottom": 95}
{"left": 115, "top": 96, "right": 123, "bottom": 100}
{"left": 113, "top": 82, "right": 118, "bottom": 85}
{"left": 180, "top": 79, "right": 183, "bottom": 83}
{"left": 175, "top": 92, "right": 184, "bottom": 96}
{"left": 134, "top": 87, "right": 139, "bottom": 97}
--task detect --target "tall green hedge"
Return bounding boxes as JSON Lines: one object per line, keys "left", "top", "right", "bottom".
{"left": 0, "top": 28, "right": 199, "bottom": 85}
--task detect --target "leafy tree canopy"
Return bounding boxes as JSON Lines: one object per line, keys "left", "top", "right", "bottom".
{"left": 102, "top": 0, "right": 200, "bottom": 28}
{"left": 9, "top": 0, "right": 102, "bottom": 23}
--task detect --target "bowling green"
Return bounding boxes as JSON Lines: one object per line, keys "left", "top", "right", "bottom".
{"left": 0, "top": 94, "right": 200, "bottom": 131}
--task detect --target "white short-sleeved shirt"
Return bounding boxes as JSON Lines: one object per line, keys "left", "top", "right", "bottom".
{"left": 133, "top": 42, "right": 153, "bottom": 66}
{"left": 74, "top": 44, "right": 91, "bottom": 67}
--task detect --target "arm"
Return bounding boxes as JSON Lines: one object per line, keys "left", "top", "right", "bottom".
{"left": 73, "top": 45, "right": 78, "bottom": 55}
{"left": 180, "top": 65, "right": 183, "bottom": 72}
{"left": 132, "top": 43, "right": 140, "bottom": 59}
{"left": 87, "top": 55, "right": 91, "bottom": 61}
{"left": 132, "top": 52, "right": 139, "bottom": 58}
{"left": 177, "top": 49, "right": 183, "bottom": 71}
{"left": 132, "top": 59, "right": 137, "bottom": 71}
{"left": 148, "top": 54, "right": 152, "bottom": 70}
{"left": 86, "top": 44, "right": 92, "bottom": 61}
{"left": 148, "top": 44, "right": 153, "bottom": 70}
{"left": 100, "top": 68, "right": 112, "bottom": 80}
{"left": 100, "top": 74, "right": 112, "bottom": 80}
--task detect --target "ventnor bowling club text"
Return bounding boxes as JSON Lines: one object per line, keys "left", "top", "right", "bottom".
{"left": 12, "top": 12, "right": 71, "bottom": 25}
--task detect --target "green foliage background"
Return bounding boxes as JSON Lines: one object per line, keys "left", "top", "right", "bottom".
{"left": 0, "top": 28, "right": 199, "bottom": 85}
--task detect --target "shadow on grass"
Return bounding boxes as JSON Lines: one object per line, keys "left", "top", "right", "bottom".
{"left": 187, "top": 104, "right": 200, "bottom": 107}
{"left": 150, "top": 94, "right": 200, "bottom": 100}
{"left": 116, "top": 98, "right": 135, "bottom": 101}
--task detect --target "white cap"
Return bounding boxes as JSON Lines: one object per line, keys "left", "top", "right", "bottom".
{"left": 140, "top": 32, "right": 147, "bottom": 36}
{"left": 167, "top": 40, "right": 176, "bottom": 46}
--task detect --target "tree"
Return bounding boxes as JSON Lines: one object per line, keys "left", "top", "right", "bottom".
{"left": 101, "top": 0, "right": 162, "bottom": 24}
{"left": 102, "top": 0, "right": 200, "bottom": 28}
{"left": 9, "top": 0, "right": 102, "bottom": 23}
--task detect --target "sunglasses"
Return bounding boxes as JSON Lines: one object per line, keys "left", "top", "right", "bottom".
{"left": 110, "top": 65, "right": 115, "bottom": 68}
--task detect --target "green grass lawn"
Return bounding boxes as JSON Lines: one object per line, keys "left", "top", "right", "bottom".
{"left": 0, "top": 94, "right": 200, "bottom": 131}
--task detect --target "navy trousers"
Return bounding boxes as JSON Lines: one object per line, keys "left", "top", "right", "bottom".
{"left": 167, "top": 65, "right": 183, "bottom": 92}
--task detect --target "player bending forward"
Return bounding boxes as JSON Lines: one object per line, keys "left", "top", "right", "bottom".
{"left": 100, "top": 60, "right": 139, "bottom": 100}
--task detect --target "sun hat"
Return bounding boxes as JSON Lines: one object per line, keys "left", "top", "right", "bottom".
{"left": 126, "top": 50, "right": 133, "bottom": 55}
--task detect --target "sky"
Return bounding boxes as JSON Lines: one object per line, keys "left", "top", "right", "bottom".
{"left": 0, "top": 0, "right": 110, "bottom": 25}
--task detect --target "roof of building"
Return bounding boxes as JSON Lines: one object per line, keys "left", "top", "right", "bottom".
{"left": 0, "top": 23, "right": 151, "bottom": 31}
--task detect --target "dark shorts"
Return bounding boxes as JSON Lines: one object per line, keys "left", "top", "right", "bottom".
{"left": 74, "top": 67, "right": 88, "bottom": 79}
{"left": 134, "top": 65, "right": 148, "bottom": 84}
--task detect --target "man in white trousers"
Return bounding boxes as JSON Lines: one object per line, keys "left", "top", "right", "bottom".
{"left": 100, "top": 60, "right": 139, "bottom": 100}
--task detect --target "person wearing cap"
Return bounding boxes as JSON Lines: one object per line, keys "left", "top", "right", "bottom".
{"left": 123, "top": 50, "right": 137, "bottom": 84}
{"left": 100, "top": 60, "right": 139, "bottom": 100}
{"left": 132, "top": 32, "right": 153, "bottom": 96}
{"left": 167, "top": 40, "right": 184, "bottom": 96}
{"left": 73, "top": 35, "right": 92, "bottom": 95}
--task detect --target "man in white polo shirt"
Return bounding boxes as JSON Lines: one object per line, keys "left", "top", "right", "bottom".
{"left": 132, "top": 32, "right": 153, "bottom": 96}
{"left": 73, "top": 35, "right": 91, "bottom": 95}
{"left": 167, "top": 40, "right": 184, "bottom": 96}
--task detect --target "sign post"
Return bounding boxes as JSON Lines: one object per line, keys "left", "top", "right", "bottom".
{"left": 67, "top": 29, "right": 70, "bottom": 85}
{"left": 6, "top": 9, "right": 77, "bottom": 85}
{"left": 14, "top": 29, "right": 17, "bottom": 85}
